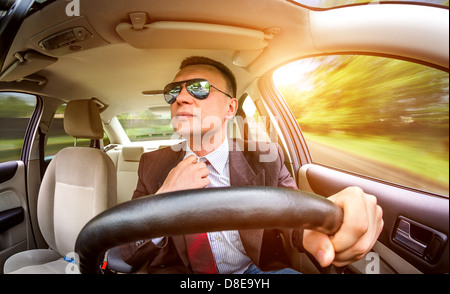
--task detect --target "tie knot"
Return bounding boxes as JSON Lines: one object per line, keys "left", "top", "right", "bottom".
{"left": 200, "top": 158, "right": 210, "bottom": 165}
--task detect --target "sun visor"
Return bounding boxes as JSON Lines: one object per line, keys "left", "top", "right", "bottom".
{"left": 116, "top": 21, "right": 270, "bottom": 50}
{"left": 0, "top": 51, "right": 57, "bottom": 83}
{"left": 116, "top": 20, "right": 278, "bottom": 67}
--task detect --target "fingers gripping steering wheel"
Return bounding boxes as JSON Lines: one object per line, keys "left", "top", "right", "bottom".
{"left": 75, "top": 186, "right": 343, "bottom": 274}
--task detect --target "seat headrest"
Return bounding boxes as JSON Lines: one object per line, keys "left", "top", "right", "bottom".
{"left": 64, "top": 100, "right": 103, "bottom": 139}
{"left": 122, "top": 146, "right": 145, "bottom": 162}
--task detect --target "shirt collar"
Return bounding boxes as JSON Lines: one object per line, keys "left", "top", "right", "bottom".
{"left": 184, "top": 137, "right": 229, "bottom": 174}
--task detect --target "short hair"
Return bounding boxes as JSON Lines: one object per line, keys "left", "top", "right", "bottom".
{"left": 179, "top": 56, "right": 237, "bottom": 98}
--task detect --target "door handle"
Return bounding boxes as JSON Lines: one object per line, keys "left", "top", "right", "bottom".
{"left": 393, "top": 216, "right": 447, "bottom": 263}
{"left": 394, "top": 218, "right": 427, "bottom": 255}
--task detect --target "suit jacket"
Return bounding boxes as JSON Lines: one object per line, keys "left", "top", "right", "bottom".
{"left": 119, "top": 139, "right": 304, "bottom": 273}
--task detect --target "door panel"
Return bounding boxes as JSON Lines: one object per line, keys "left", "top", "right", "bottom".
{"left": 0, "top": 91, "right": 40, "bottom": 273}
{"left": 0, "top": 161, "right": 31, "bottom": 273}
{"left": 298, "top": 163, "right": 449, "bottom": 274}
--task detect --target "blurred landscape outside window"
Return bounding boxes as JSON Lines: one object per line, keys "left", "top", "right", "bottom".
{"left": 274, "top": 55, "right": 449, "bottom": 196}
{"left": 0, "top": 92, "right": 36, "bottom": 162}
{"left": 117, "top": 108, "right": 174, "bottom": 141}
{"left": 293, "top": 0, "right": 448, "bottom": 9}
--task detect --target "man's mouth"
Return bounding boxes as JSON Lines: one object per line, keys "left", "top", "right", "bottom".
{"left": 175, "top": 112, "right": 194, "bottom": 118}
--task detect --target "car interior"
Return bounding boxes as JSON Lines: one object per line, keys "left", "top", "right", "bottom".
{"left": 0, "top": 0, "right": 448, "bottom": 274}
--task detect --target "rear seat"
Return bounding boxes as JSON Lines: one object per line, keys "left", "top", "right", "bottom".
{"left": 107, "top": 145, "right": 145, "bottom": 204}
{"left": 107, "top": 141, "right": 183, "bottom": 204}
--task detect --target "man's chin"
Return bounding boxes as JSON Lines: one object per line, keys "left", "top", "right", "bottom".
{"left": 173, "top": 128, "right": 200, "bottom": 139}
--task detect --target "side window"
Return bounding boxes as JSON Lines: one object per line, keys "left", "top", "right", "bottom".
{"left": 233, "top": 95, "right": 271, "bottom": 143}
{"left": 0, "top": 92, "right": 37, "bottom": 163}
{"left": 45, "top": 103, "right": 109, "bottom": 157}
{"left": 274, "top": 55, "right": 449, "bottom": 196}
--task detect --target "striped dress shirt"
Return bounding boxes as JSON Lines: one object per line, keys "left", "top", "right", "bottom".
{"left": 183, "top": 138, "right": 252, "bottom": 274}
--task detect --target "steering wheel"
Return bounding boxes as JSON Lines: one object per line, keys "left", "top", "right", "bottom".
{"left": 75, "top": 186, "right": 343, "bottom": 274}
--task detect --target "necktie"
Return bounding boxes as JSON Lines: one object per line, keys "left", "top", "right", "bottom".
{"left": 185, "top": 158, "right": 218, "bottom": 274}
{"left": 185, "top": 233, "right": 218, "bottom": 274}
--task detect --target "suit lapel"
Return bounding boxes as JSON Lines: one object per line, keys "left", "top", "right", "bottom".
{"left": 173, "top": 235, "right": 190, "bottom": 269}
{"left": 229, "top": 140, "right": 265, "bottom": 187}
{"left": 229, "top": 139, "right": 265, "bottom": 266}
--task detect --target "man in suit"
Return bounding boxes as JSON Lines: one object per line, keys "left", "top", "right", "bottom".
{"left": 119, "top": 56, "right": 383, "bottom": 274}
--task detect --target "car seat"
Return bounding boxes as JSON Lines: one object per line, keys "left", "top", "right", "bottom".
{"left": 3, "top": 99, "right": 117, "bottom": 274}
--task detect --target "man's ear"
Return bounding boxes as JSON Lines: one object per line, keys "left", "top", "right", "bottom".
{"left": 225, "top": 98, "right": 239, "bottom": 120}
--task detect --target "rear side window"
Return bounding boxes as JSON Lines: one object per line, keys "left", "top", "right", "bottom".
{"left": 0, "top": 92, "right": 37, "bottom": 163}
{"left": 117, "top": 108, "right": 174, "bottom": 142}
{"left": 274, "top": 55, "right": 449, "bottom": 196}
{"left": 234, "top": 95, "right": 272, "bottom": 143}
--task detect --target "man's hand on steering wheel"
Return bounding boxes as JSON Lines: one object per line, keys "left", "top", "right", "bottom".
{"left": 302, "top": 186, "right": 384, "bottom": 267}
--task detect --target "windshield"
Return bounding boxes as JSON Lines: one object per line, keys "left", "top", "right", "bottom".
{"left": 292, "top": 0, "right": 449, "bottom": 9}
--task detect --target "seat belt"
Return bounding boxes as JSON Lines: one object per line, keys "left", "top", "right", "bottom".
{"left": 38, "top": 126, "right": 46, "bottom": 181}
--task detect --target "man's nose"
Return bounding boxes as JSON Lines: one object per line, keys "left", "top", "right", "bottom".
{"left": 175, "top": 86, "right": 194, "bottom": 104}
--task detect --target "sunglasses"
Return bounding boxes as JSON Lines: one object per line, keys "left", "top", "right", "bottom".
{"left": 164, "top": 78, "right": 233, "bottom": 104}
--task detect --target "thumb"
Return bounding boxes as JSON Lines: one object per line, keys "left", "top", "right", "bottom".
{"left": 302, "top": 229, "right": 335, "bottom": 268}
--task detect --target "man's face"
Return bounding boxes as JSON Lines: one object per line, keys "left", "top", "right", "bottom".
{"left": 170, "top": 64, "right": 236, "bottom": 142}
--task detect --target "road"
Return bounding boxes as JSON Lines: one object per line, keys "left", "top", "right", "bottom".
{"left": 305, "top": 139, "right": 449, "bottom": 196}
